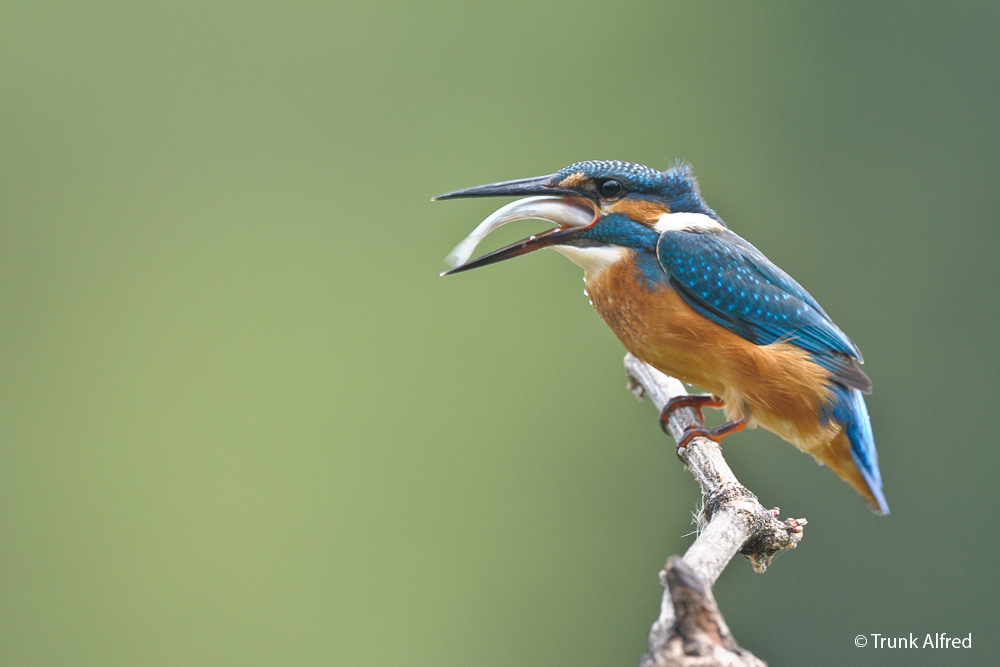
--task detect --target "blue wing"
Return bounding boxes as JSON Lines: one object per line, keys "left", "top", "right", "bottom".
{"left": 656, "top": 228, "right": 871, "bottom": 392}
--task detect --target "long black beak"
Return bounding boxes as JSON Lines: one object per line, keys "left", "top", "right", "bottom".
{"left": 432, "top": 174, "right": 574, "bottom": 200}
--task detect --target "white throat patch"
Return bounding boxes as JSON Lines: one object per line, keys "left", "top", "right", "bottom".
{"left": 553, "top": 245, "right": 630, "bottom": 276}
{"left": 652, "top": 211, "right": 723, "bottom": 233}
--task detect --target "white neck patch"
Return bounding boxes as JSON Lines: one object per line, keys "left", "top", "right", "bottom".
{"left": 553, "top": 245, "right": 630, "bottom": 276}
{"left": 652, "top": 211, "right": 723, "bottom": 233}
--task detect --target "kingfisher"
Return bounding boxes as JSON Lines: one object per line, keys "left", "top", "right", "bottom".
{"left": 434, "top": 160, "right": 887, "bottom": 515}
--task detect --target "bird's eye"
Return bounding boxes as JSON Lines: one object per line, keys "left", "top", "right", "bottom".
{"left": 599, "top": 179, "right": 624, "bottom": 199}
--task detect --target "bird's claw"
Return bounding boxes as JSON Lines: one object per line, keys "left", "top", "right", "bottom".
{"left": 658, "top": 394, "right": 725, "bottom": 434}
{"left": 674, "top": 419, "right": 748, "bottom": 450}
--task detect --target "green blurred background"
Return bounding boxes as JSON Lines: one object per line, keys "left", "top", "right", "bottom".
{"left": 2, "top": 2, "right": 997, "bottom": 665}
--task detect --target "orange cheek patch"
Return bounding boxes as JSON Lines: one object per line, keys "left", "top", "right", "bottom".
{"left": 604, "top": 199, "right": 670, "bottom": 227}
{"left": 606, "top": 199, "right": 670, "bottom": 225}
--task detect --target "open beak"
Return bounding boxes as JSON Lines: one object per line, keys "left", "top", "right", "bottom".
{"left": 433, "top": 175, "right": 596, "bottom": 275}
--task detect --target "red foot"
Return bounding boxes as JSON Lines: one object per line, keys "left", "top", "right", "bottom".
{"left": 676, "top": 419, "right": 747, "bottom": 450}
{"left": 659, "top": 394, "right": 725, "bottom": 434}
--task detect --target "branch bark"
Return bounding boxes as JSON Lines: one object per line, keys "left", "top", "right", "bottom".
{"left": 623, "top": 354, "right": 806, "bottom": 667}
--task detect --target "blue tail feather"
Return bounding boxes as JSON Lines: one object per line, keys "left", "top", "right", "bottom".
{"left": 824, "top": 384, "right": 889, "bottom": 515}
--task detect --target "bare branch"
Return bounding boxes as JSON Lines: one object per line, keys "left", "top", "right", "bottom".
{"left": 624, "top": 354, "right": 806, "bottom": 667}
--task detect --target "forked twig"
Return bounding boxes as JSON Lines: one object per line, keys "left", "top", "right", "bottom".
{"left": 624, "top": 354, "right": 806, "bottom": 667}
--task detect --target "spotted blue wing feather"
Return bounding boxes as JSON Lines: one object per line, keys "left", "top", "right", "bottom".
{"left": 656, "top": 228, "right": 872, "bottom": 392}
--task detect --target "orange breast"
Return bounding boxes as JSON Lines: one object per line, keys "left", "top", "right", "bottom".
{"left": 585, "top": 257, "right": 839, "bottom": 453}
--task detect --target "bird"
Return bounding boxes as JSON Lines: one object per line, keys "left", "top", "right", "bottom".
{"left": 434, "top": 160, "right": 888, "bottom": 515}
